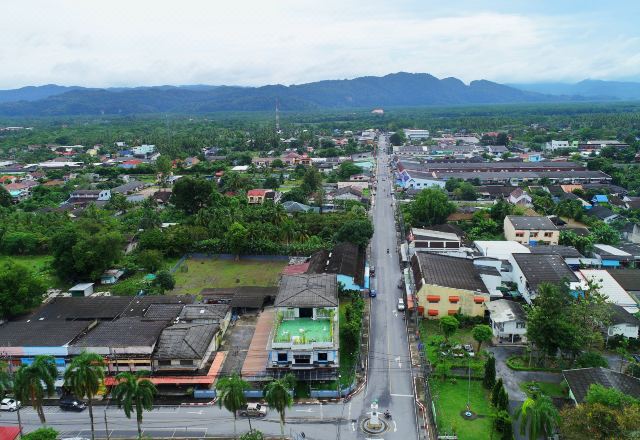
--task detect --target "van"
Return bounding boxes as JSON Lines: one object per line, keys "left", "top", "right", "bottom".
{"left": 238, "top": 403, "right": 267, "bottom": 417}
{"left": 397, "top": 298, "right": 405, "bottom": 311}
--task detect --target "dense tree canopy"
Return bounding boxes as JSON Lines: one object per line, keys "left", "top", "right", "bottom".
{"left": 408, "top": 188, "right": 456, "bottom": 227}
{"left": 0, "top": 261, "right": 45, "bottom": 319}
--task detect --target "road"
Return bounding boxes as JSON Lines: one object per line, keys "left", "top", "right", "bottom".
{"left": 1, "top": 134, "right": 419, "bottom": 440}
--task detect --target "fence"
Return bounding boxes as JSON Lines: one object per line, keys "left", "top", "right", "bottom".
{"left": 170, "top": 253, "right": 291, "bottom": 274}
{"left": 310, "top": 382, "right": 356, "bottom": 399}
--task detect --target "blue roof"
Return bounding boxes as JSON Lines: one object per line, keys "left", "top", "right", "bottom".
{"left": 592, "top": 195, "right": 608, "bottom": 202}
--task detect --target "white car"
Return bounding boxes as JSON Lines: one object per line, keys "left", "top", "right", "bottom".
{"left": 397, "top": 298, "right": 405, "bottom": 311}
{"left": 0, "top": 398, "right": 20, "bottom": 411}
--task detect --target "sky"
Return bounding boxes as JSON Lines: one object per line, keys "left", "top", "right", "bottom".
{"left": 2, "top": 0, "right": 640, "bottom": 89}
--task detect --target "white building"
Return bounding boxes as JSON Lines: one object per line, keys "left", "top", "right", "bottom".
{"left": 607, "top": 304, "right": 640, "bottom": 340}
{"left": 403, "top": 129, "right": 430, "bottom": 140}
{"left": 578, "top": 269, "right": 639, "bottom": 314}
{"left": 544, "top": 140, "right": 570, "bottom": 151}
{"left": 486, "top": 299, "right": 527, "bottom": 343}
{"left": 132, "top": 144, "right": 156, "bottom": 156}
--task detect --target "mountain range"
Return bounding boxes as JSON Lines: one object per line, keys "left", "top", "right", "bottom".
{"left": 0, "top": 73, "right": 636, "bottom": 117}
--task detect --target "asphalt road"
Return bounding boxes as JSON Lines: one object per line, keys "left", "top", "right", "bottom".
{"left": 1, "top": 134, "right": 418, "bottom": 440}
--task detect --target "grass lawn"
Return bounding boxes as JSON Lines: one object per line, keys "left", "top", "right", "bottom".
{"left": 430, "top": 379, "right": 494, "bottom": 440}
{"left": 338, "top": 300, "right": 359, "bottom": 387}
{"left": 171, "top": 256, "right": 287, "bottom": 295}
{"left": 0, "top": 255, "right": 61, "bottom": 288}
{"left": 520, "top": 380, "right": 566, "bottom": 398}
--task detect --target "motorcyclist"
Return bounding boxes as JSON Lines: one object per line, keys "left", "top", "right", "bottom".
{"left": 384, "top": 410, "right": 391, "bottom": 419}
{"left": 386, "top": 248, "right": 389, "bottom": 254}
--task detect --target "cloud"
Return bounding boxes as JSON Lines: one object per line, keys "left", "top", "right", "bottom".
{"left": 0, "top": 0, "right": 639, "bottom": 88}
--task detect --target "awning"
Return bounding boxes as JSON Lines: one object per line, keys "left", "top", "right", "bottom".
{"left": 601, "top": 260, "right": 620, "bottom": 267}
{"left": 428, "top": 309, "right": 439, "bottom": 316}
{"left": 427, "top": 295, "right": 440, "bottom": 303}
{"left": 104, "top": 376, "right": 214, "bottom": 386}
{"left": 474, "top": 296, "right": 486, "bottom": 304}
{"left": 448, "top": 296, "right": 460, "bottom": 303}
{"left": 406, "top": 295, "right": 415, "bottom": 310}
{"left": 448, "top": 310, "right": 458, "bottom": 315}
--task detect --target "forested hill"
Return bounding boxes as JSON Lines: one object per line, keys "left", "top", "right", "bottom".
{"left": 0, "top": 73, "right": 566, "bottom": 116}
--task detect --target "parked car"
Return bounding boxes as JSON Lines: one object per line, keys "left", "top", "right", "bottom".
{"left": 370, "top": 266, "right": 375, "bottom": 277}
{"left": 60, "top": 396, "right": 87, "bottom": 412}
{"left": 0, "top": 398, "right": 20, "bottom": 411}
{"left": 463, "top": 344, "right": 475, "bottom": 357}
{"left": 238, "top": 403, "right": 267, "bottom": 417}
{"left": 397, "top": 279, "right": 404, "bottom": 289}
{"left": 369, "top": 289, "right": 377, "bottom": 298}
{"left": 397, "top": 298, "right": 405, "bottom": 311}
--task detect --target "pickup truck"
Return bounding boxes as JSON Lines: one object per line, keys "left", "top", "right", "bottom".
{"left": 237, "top": 403, "right": 267, "bottom": 417}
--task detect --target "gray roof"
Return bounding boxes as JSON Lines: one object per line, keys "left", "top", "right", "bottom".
{"left": 73, "top": 318, "right": 167, "bottom": 348}
{"left": 507, "top": 216, "right": 557, "bottom": 231}
{"left": 401, "top": 160, "right": 583, "bottom": 171}
{"left": 412, "top": 253, "right": 488, "bottom": 293}
{"left": 512, "top": 253, "right": 578, "bottom": 289}
{"left": 25, "top": 297, "right": 133, "bottom": 321}
{"left": 527, "top": 245, "right": 583, "bottom": 258}
{"left": 0, "top": 320, "right": 91, "bottom": 347}
{"left": 154, "top": 323, "right": 219, "bottom": 360}
{"left": 275, "top": 274, "right": 338, "bottom": 308}
{"left": 199, "top": 286, "right": 277, "bottom": 308}
{"left": 563, "top": 367, "right": 640, "bottom": 403}
{"left": 587, "top": 205, "right": 617, "bottom": 220}
{"left": 609, "top": 304, "right": 640, "bottom": 326}
{"left": 608, "top": 269, "right": 640, "bottom": 291}
{"left": 112, "top": 180, "right": 144, "bottom": 194}
{"left": 120, "top": 295, "right": 194, "bottom": 318}
{"left": 178, "top": 304, "right": 230, "bottom": 323}
{"left": 143, "top": 304, "right": 185, "bottom": 321}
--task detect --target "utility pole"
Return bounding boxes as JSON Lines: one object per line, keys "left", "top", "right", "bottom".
{"left": 275, "top": 98, "right": 280, "bottom": 134}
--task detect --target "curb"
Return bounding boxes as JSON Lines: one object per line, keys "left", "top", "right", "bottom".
{"left": 180, "top": 399, "right": 216, "bottom": 406}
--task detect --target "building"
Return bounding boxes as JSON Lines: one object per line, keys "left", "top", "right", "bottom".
{"left": 592, "top": 244, "right": 636, "bottom": 268}
{"left": 507, "top": 188, "right": 532, "bottom": 207}
{"left": 563, "top": 367, "right": 640, "bottom": 404}
{"left": 586, "top": 205, "right": 620, "bottom": 224}
{"left": 247, "top": 189, "right": 277, "bottom": 204}
{"left": 132, "top": 144, "right": 156, "bottom": 156}
{"left": 606, "top": 304, "right": 640, "bottom": 340}
{"left": 486, "top": 299, "right": 527, "bottom": 343}
{"left": 268, "top": 274, "right": 339, "bottom": 378}
{"left": 101, "top": 269, "right": 124, "bottom": 285}
{"left": 504, "top": 216, "right": 559, "bottom": 245}
{"left": 578, "top": 269, "right": 639, "bottom": 314}
{"left": 68, "top": 283, "right": 95, "bottom": 297}
{"left": 153, "top": 323, "right": 221, "bottom": 372}
{"left": 510, "top": 253, "right": 579, "bottom": 303}
{"left": 112, "top": 181, "right": 145, "bottom": 195}
{"left": 408, "top": 227, "right": 464, "bottom": 256}
{"left": 66, "top": 189, "right": 111, "bottom": 205}
{"left": 544, "top": 140, "right": 570, "bottom": 151}
{"left": 307, "top": 242, "right": 366, "bottom": 291}
{"left": 403, "top": 129, "right": 430, "bottom": 140}
{"left": 608, "top": 269, "right": 640, "bottom": 302}
{"left": 410, "top": 253, "right": 492, "bottom": 318}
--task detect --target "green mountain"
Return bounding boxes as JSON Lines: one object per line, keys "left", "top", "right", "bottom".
{"left": 509, "top": 79, "right": 640, "bottom": 100}
{"left": 0, "top": 72, "right": 565, "bottom": 116}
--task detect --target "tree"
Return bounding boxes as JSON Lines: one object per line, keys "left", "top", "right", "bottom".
{"left": 263, "top": 176, "right": 280, "bottom": 190}
{"left": 496, "top": 132, "right": 510, "bottom": 146}
{"left": 498, "top": 387, "right": 509, "bottom": 412}
{"left": 152, "top": 270, "right": 175, "bottom": 293}
{"left": 280, "top": 187, "right": 307, "bottom": 204}
{"left": 490, "top": 199, "right": 513, "bottom": 222}
{"left": 483, "top": 355, "right": 496, "bottom": 389}
{"left": 135, "top": 249, "right": 164, "bottom": 272}
{"left": 263, "top": 374, "right": 295, "bottom": 439}
{"left": 155, "top": 155, "right": 172, "bottom": 186}
{"left": 301, "top": 167, "right": 322, "bottom": 195}
{"left": 171, "top": 177, "right": 213, "bottom": 214}
{"left": 586, "top": 383, "right": 638, "bottom": 408}
{"left": 112, "top": 371, "right": 157, "bottom": 440}
{"left": 559, "top": 402, "right": 640, "bottom": 440}
{"left": 334, "top": 218, "right": 374, "bottom": 247}
{"left": 227, "top": 222, "right": 248, "bottom": 261}
{"left": 21, "top": 428, "right": 59, "bottom": 440}
{"left": 491, "top": 379, "right": 504, "bottom": 407}
{"left": 472, "top": 324, "right": 493, "bottom": 354}
{"left": 515, "top": 395, "right": 559, "bottom": 440}
{"left": 409, "top": 188, "right": 456, "bottom": 227}
{"left": 453, "top": 182, "right": 478, "bottom": 201}
{"left": 0, "top": 186, "right": 12, "bottom": 207}
{"left": 439, "top": 315, "right": 459, "bottom": 343}
{"left": 217, "top": 373, "right": 250, "bottom": 438}
{"left": 106, "top": 192, "right": 131, "bottom": 213}
{"left": 337, "top": 162, "right": 362, "bottom": 180}
{"left": 389, "top": 131, "right": 406, "bottom": 146}
{"left": 0, "top": 261, "right": 46, "bottom": 320}
{"left": 590, "top": 222, "right": 620, "bottom": 245}
{"left": 494, "top": 410, "right": 512, "bottom": 440}
{"left": 239, "top": 431, "right": 264, "bottom": 440}
{"left": 559, "top": 230, "right": 593, "bottom": 255}
{"left": 271, "top": 159, "right": 284, "bottom": 169}
{"left": 64, "top": 352, "right": 105, "bottom": 440}
{"left": 14, "top": 355, "right": 57, "bottom": 424}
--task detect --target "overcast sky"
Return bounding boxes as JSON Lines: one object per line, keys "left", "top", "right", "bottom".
{"left": 2, "top": 0, "right": 640, "bottom": 89}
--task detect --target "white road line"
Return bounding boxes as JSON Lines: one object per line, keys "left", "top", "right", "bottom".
{"left": 352, "top": 421, "right": 356, "bottom": 431}
{"left": 295, "top": 408, "right": 313, "bottom": 413}
{"left": 348, "top": 402, "right": 351, "bottom": 420}
{"left": 319, "top": 402, "right": 323, "bottom": 421}
{"left": 393, "top": 420, "right": 398, "bottom": 432}
{"left": 187, "top": 410, "right": 203, "bottom": 415}
{"left": 390, "top": 393, "right": 414, "bottom": 397}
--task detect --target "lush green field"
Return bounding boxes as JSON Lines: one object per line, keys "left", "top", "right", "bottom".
{"left": 171, "top": 257, "right": 286, "bottom": 295}
{"left": 520, "top": 380, "right": 566, "bottom": 398}
{"left": 419, "top": 320, "right": 486, "bottom": 376}
{"left": 430, "top": 379, "right": 494, "bottom": 440}
{"left": 0, "top": 255, "right": 60, "bottom": 288}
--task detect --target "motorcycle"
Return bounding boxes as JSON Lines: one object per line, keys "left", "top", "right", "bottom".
{"left": 384, "top": 411, "right": 392, "bottom": 420}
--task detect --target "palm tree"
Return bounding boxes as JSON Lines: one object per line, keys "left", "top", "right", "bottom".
{"left": 112, "top": 371, "right": 156, "bottom": 439}
{"left": 0, "top": 362, "right": 11, "bottom": 397}
{"left": 263, "top": 374, "right": 295, "bottom": 439}
{"left": 64, "top": 352, "right": 105, "bottom": 440}
{"left": 216, "top": 373, "right": 249, "bottom": 438}
{"left": 13, "top": 355, "right": 57, "bottom": 424}
{"left": 515, "top": 395, "right": 559, "bottom": 440}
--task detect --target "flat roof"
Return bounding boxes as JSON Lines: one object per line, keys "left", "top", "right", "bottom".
{"left": 506, "top": 216, "right": 557, "bottom": 231}
{"left": 486, "top": 299, "right": 526, "bottom": 323}
{"left": 274, "top": 318, "right": 332, "bottom": 344}
{"left": 475, "top": 241, "right": 530, "bottom": 260}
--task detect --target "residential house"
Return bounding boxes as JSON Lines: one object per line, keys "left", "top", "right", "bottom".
{"left": 544, "top": 140, "right": 570, "bottom": 151}
{"left": 504, "top": 216, "right": 559, "bottom": 245}
{"left": 153, "top": 323, "right": 220, "bottom": 372}
{"left": 132, "top": 144, "right": 155, "bottom": 157}
{"left": 112, "top": 180, "right": 145, "bottom": 195}
{"left": 307, "top": 242, "right": 366, "bottom": 291}
{"left": 578, "top": 269, "right": 639, "bottom": 314}
{"left": 282, "top": 201, "right": 319, "bottom": 214}
{"left": 486, "top": 299, "right": 527, "bottom": 343}
{"left": 178, "top": 304, "right": 232, "bottom": 338}
{"left": 510, "top": 253, "right": 579, "bottom": 303}
{"left": 608, "top": 269, "right": 640, "bottom": 302}
{"left": 183, "top": 157, "right": 200, "bottom": 168}
{"left": 586, "top": 205, "right": 620, "bottom": 224}
{"left": 408, "top": 227, "right": 464, "bottom": 257}
{"left": 247, "top": 189, "right": 278, "bottom": 204}
{"left": 410, "top": 253, "right": 492, "bottom": 318}
{"left": 563, "top": 367, "right": 640, "bottom": 404}
{"left": 592, "top": 244, "right": 636, "bottom": 268}
{"left": 507, "top": 188, "right": 532, "bottom": 207}
{"left": 101, "top": 269, "right": 124, "bottom": 285}
{"left": 66, "top": 189, "right": 111, "bottom": 206}
{"left": 268, "top": 274, "right": 339, "bottom": 378}
{"left": 330, "top": 186, "right": 365, "bottom": 202}
{"left": 591, "top": 194, "right": 609, "bottom": 205}
{"left": 403, "top": 129, "right": 430, "bottom": 140}
{"left": 606, "top": 304, "right": 640, "bottom": 340}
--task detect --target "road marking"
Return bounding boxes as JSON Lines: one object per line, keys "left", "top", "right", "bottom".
{"left": 390, "top": 393, "right": 414, "bottom": 397}
{"left": 392, "top": 310, "right": 397, "bottom": 317}
{"left": 393, "top": 420, "right": 398, "bottom": 432}
{"left": 319, "top": 402, "right": 323, "bottom": 421}
{"left": 352, "top": 421, "right": 356, "bottom": 431}
{"left": 295, "top": 408, "right": 313, "bottom": 413}
{"left": 348, "top": 402, "right": 351, "bottom": 420}
{"left": 395, "top": 356, "right": 402, "bottom": 368}
{"left": 187, "top": 410, "right": 203, "bottom": 415}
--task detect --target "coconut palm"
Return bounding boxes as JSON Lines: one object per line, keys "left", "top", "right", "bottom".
{"left": 216, "top": 373, "right": 250, "bottom": 438}
{"left": 0, "top": 362, "right": 11, "bottom": 397}
{"left": 515, "top": 395, "right": 560, "bottom": 440}
{"left": 13, "top": 355, "right": 57, "bottom": 424}
{"left": 112, "top": 371, "right": 156, "bottom": 440}
{"left": 64, "top": 351, "right": 105, "bottom": 440}
{"left": 263, "top": 374, "right": 295, "bottom": 439}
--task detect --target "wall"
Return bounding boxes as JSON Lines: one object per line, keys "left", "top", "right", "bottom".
{"left": 608, "top": 323, "right": 639, "bottom": 339}
{"left": 416, "top": 284, "right": 489, "bottom": 319}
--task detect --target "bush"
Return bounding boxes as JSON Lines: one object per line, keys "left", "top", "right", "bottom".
{"left": 22, "top": 428, "right": 58, "bottom": 440}
{"left": 506, "top": 355, "right": 560, "bottom": 372}
{"left": 576, "top": 351, "right": 609, "bottom": 368}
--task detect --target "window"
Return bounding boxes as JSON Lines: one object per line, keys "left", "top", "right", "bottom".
{"left": 516, "top": 321, "right": 526, "bottom": 329}
{"left": 317, "top": 353, "right": 328, "bottom": 362}
{"left": 544, "top": 232, "right": 553, "bottom": 237}
{"left": 179, "top": 359, "right": 193, "bottom": 366}
{"left": 157, "top": 360, "right": 171, "bottom": 366}
{"left": 427, "top": 295, "right": 440, "bottom": 303}
{"left": 515, "top": 232, "right": 524, "bottom": 238}
{"left": 277, "top": 353, "right": 288, "bottom": 362}
{"left": 530, "top": 232, "right": 538, "bottom": 238}
{"left": 294, "top": 355, "right": 311, "bottom": 364}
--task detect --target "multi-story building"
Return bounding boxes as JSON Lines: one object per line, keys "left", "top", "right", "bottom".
{"left": 504, "top": 216, "right": 559, "bottom": 245}
{"left": 268, "top": 274, "right": 339, "bottom": 379}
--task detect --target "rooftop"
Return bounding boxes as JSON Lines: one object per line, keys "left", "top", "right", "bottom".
{"left": 413, "top": 253, "right": 488, "bottom": 293}
{"left": 155, "top": 323, "right": 219, "bottom": 360}
{"left": 563, "top": 367, "right": 640, "bottom": 403}
{"left": 307, "top": 242, "right": 365, "bottom": 286}
{"left": 506, "top": 216, "right": 557, "bottom": 231}
{"left": 578, "top": 269, "right": 639, "bottom": 313}
{"left": 526, "top": 245, "right": 583, "bottom": 258}
{"left": 178, "top": 304, "right": 231, "bottom": 323}
{"left": 275, "top": 274, "right": 338, "bottom": 308}
{"left": 120, "top": 295, "right": 194, "bottom": 318}
{"left": 274, "top": 317, "right": 333, "bottom": 345}
{"left": 199, "top": 286, "right": 277, "bottom": 308}
{"left": 26, "top": 296, "right": 133, "bottom": 321}
{"left": 512, "top": 253, "right": 578, "bottom": 290}
{"left": 73, "top": 318, "right": 167, "bottom": 348}
{"left": 0, "top": 320, "right": 91, "bottom": 347}
{"left": 475, "top": 241, "right": 530, "bottom": 260}
{"left": 609, "top": 304, "right": 640, "bottom": 326}
{"left": 608, "top": 269, "right": 640, "bottom": 291}
{"left": 486, "top": 299, "right": 526, "bottom": 323}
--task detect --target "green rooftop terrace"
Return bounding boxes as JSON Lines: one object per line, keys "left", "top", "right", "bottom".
{"left": 274, "top": 318, "right": 333, "bottom": 344}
